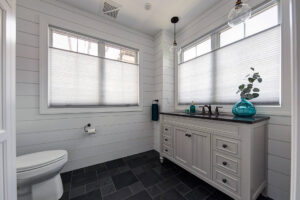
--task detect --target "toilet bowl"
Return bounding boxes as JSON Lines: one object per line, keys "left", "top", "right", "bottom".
{"left": 17, "top": 150, "right": 68, "bottom": 200}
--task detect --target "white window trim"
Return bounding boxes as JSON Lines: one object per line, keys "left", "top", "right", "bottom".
{"left": 39, "top": 16, "right": 143, "bottom": 114}
{"left": 175, "top": 0, "right": 291, "bottom": 116}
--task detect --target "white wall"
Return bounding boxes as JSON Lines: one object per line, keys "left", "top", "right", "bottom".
{"left": 153, "top": 30, "right": 175, "bottom": 151}
{"left": 15, "top": 0, "right": 155, "bottom": 172}
{"left": 173, "top": 0, "right": 292, "bottom": 199}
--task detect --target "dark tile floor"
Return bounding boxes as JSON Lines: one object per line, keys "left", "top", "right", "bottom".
{"left": 60, "top": 150, "right": 272, "bottom": 200}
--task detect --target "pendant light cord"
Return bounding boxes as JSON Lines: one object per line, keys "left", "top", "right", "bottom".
{"left": 174, "top": 23, "right": 176, "bottom": 45}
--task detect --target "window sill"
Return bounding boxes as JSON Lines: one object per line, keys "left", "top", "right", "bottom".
{"left": 175, "top": 104, "right": 291, "bottom": 117}
{"left": 40, "top": 105, "right": 143, "bottom": 114}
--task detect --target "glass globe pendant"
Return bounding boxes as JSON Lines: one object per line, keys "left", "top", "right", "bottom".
{"left": 169, "top": 16, "right": 179, "bottom": 52}
{"left": 228, "top": 0, "right": 252, "bottom": 27}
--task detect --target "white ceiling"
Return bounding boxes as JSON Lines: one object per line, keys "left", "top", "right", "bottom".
{"left": 57, "top": 0, "right": 221, "bottom": 36}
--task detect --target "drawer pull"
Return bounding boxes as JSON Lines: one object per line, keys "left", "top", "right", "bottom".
{"left": 165, "top": 149, "right": 168, "bottom": 152}
{"left": 222, "top": 179, "right": 227, "bottom": 183}
{"left": 165, "top": 128, "right": 168, "bottom": 131}
{"left": 185, "top": 134, "right": 192, "bottom": 137}
{"left": 165, "top": 139, "right": 168, "bottom": 142}
{"left": 222, "top": 144, "right": 228, "bottom": 148}
{"left": 222, "top": 161, "right": 227, "bottom": 166}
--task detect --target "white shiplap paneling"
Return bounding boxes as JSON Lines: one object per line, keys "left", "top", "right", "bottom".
{"left": 16, "top": 0, "right": 155, "bottom": 172}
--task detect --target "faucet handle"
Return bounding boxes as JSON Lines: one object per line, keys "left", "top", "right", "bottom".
{"left": 204, "top": 104, "right": 212, "bottom": 115}
{"left": 199, "top": 106, "right": 206, "bottom": 114}
{"left": 215, "top": 106, "right": 223, "bottom": 116}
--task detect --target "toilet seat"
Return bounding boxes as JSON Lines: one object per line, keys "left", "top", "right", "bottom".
{"left": 17, "top": 150, "right": 67, "bottom": 173}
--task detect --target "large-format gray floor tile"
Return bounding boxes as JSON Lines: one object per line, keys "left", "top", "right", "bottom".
{"left": 159, "top": 188, "right": 186, "bottom": 200}
{"left": 112, "top": 171, "right": 138, "bottom": 190}
{"left": 126, "top": 191, "right": 152, "bottom": 200}
{"left": 137, "top": 169, "right": 162, "bottom": 188}
{"left": 71, "top": 189, "right": 102, "bottom": 200}
{"left": 184, "top": 186, "right": 211, "bottom": 200}
{"left": 60, "top": 150, "right": 272, "bottom": 200}
{"left": 102, "top": 187, "right": 132, "bottom": 200}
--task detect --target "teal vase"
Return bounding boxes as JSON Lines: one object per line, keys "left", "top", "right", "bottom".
{"left": 232, "top": 98, "right": 256, "bottom": 117}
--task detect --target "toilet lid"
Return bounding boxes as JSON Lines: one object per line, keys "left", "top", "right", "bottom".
{"left": 17, "top": 150, "right": 67, "bottom": 173}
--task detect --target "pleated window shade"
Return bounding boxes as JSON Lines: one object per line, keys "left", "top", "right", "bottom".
{"left": 178, "top": 25, "right": 281, "bottom": 105}
{"left": 48, "top": 27, "right": 139, "bottom": 107}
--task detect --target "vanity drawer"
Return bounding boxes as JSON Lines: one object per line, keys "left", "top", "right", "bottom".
{"left": 162, "top": 145, "right": 173, "bottom": 157}
{"left": 162, "top": 125, "right": 173, "bottom": 137}
{"left": 162, "top": 135, "right": 172, "bottom": 147}
{"left": 213, "top": 136, "right": 240, "bottom": 157}
{"left": 213, "top": 168, "right": 240, "bottom": 194}
{"left": 213, "top": 152, "right": 240, "bottom": 177}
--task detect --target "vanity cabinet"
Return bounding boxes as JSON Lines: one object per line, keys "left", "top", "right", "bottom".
{"left": 160, "top": 114, "right": 269, "bottom": 200}
{"left": 174, "top": 127, "right": 192, "bottom": 166}
{"left": 191, "top": 130, "right": 211, "bottom": 178}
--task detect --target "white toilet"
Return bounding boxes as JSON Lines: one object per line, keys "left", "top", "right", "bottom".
{"left": 17, "top": 150, "right": 68, "bottom": 200}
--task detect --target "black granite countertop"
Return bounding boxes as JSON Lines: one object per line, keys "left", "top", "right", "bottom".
{"left": 160, "top": 112, "right": 270, "bottom": 124}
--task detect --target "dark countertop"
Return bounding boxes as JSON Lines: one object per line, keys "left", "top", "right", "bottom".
{"left": 160, "top": 112, "right": 270, "bottom": 124}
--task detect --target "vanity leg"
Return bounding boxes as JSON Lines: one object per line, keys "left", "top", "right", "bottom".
{"left": 160, "top": 156, "right": 164, "bottom": 164}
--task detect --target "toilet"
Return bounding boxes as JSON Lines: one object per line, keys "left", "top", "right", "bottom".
{"left": 17, "top": 150, "right": 68, "bottom": 200}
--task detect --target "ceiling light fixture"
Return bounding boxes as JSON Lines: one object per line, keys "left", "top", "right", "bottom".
{"left": 228, "top": 0, "right": 252, "bottom": 27}
{"left": 170, "top": 16, "right": 179, "bottom": 50}
{"left": 144, "top": 3, "right": 151, "bottom": 11}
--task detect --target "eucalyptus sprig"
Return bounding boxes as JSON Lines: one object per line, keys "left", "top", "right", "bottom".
{"left": 236, "top": 67, "right": 262, "bottom": 100}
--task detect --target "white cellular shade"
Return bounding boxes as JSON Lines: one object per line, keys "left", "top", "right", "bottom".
{"left": 48, "top": 48, "right": 139, "bottom": 106}
{"left": 178, "top": 53, "right": 213, "bottom": 104}
{"left": 102, "top": 59, "right": 139, "bottom": 105}
{"left": 178, "top": 26, "right": 281, "bottom": 105}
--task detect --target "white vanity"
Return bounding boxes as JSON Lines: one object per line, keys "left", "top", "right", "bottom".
{"left": 159, "top": 113, "right": 269, "bottom": 200}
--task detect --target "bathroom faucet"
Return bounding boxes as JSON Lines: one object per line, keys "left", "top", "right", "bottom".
{"left": 204, "top": 104, "right": 212, "bottom": 115}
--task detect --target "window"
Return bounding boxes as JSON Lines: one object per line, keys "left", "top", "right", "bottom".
{"left": 183, "top": 37, "right": 212, "bottom": 62}
{"left": 105, "top": 44, "right": 137, "bottom": 64}
{"left": 220, "top": 23, "right": 244, "bottom": 47}
{"left": 47, "top": 26, "right": 139, "bottom": 109}
{"left": 178, "top": 2, "right": 280, "bottom": 106}
{"left": 220, "top": 3, "right": 279, "bottom": 47}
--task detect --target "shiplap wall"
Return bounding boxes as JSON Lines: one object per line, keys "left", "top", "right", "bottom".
{"left": 15, "top": 0, "right": 292, "bottom": 198}
{"left": 15, "top": 0, "right": 155, "bottom": 172}
{"left": 153, "top": 30, "right": 175, "bottom": 151}
{"left": 174, "top": 0, "right": 292, "bottom": 199}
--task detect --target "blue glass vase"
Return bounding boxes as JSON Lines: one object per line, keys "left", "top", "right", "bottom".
{"left": 232, "top": 98, "right": 256, "bottom": 117}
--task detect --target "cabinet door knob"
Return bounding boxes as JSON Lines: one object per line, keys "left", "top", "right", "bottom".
{"left": 222, "top": 161, "right": 227, "bottom": 166}
{"left": 165, "top": 149, "right": 168, "bottom": 152}
{"left": 165, "top": 128, "right": 168, "bottom": 131}
{"left": 165, "top": 138, "right": 168, "bottom": 141}
{"left": 222, "top": 179, "right": 227, "bottom": 183}
{"left": 222, "top": 144, "right": 228, "bottom": 148}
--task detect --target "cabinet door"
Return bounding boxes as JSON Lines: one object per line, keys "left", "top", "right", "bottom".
{"left": 191, "top": 130, "right": 211, "bottom": 179}
{"left": 174, "top": 127, "right": 192, "bottom": 165}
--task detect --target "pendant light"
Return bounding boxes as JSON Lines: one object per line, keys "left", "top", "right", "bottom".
{"left": 228, "top": 0, "right": 252, "bottom": 27}
{"left": 170, "top": 16, "right": 179, "bottom": 51}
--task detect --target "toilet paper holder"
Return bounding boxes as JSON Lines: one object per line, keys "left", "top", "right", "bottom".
{"left": 84, "top": 123, "right": 96, "bottom": 134}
